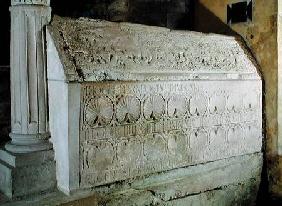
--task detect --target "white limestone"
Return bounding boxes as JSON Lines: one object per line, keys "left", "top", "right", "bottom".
{"left": 6, "top": 3, "right": 52, "bottom": 153}
{"left": 11, "top": 0, "right": 50, "bottom": 6}
{"left": 48, "top": 16, "right": 260, "bottom": 82}
{"left": 47, "top": 17, "right": 262, "bottom": 195}
{"left": 0, "top": 0, "right": 55, "bottom": 198}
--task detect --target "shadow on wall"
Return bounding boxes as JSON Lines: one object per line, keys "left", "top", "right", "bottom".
{"left": 192, "top": 0, "right": 237, "bottom": 35}
{"left": 0, "top": 68, "right": 10, "bottom": 146}
{"left": 50, "top": 0, "right": 242, "bottom": 33}
{"left": 192, "top": 1, "right": 270, "bottom": 205}
{"left": 0, "top": 0, "right": 10, "bottom": 66}
{"left": 51, "top": 0, "right": 193, "bottom": 29}
{"left": 0, "top": 0, "right": 11, "bottom": 146}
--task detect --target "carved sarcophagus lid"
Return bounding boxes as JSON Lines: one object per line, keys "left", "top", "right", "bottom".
{"left": 47, "top": 16, "right": 262, "bottom": 194}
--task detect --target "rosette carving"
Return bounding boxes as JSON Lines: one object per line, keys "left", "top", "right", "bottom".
{"left": 116, "top": 96, "right": 141, "bottom": 123}
{"left": 144, "top": 95, "right": 165, "bottom": 120}
{"left": 84, "top": 97, "right": 113, "bottom": 127}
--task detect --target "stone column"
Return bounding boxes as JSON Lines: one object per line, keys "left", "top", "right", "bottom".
{"left": 6, "top": 0, "right": 52, "bottom": 153}
{"left": 0, "top": 0, "right": 56, "bottom": 198}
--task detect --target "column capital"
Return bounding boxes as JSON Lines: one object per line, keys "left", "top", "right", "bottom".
{"left": 11, "top": 0, "right": 50, "bottom": 6}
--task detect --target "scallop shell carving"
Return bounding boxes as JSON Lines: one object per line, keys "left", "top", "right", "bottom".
{"left": 189, "top": 94, "right": 208, "bottom": 116}
{"left": 116, "top": 96, "right": 141, "bottom": 123}
{"left": 209, "top": 93, "right": 226, "bottom": 114}
{"left": 85, "top": 97, "right": 113, "bottom": 127}
{"left": 227, "top": 94, "right": 242, "bottom": 112}
{"left": 167, "top": 96, "right": 187, "bottom": 117}
{"left": 144, "top": 95, "right": 165, "bottom": 120}
{"left": 243, "top": 92, "right": 257, "bottom": 111}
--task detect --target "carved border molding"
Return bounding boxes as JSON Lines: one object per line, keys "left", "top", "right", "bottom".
{"left": 11, "top": 0, "right": 50, "bottom": 6}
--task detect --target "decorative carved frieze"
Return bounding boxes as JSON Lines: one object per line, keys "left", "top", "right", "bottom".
{"left": 11, "top": 0, "right": 50, "bottom": 6}
{"left": 79, "top": 81, "right": 262, "bottom": 187}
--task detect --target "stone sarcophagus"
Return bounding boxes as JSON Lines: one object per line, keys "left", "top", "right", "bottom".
{"left": 47, "top": 16, "right": 262, "bottom": 196}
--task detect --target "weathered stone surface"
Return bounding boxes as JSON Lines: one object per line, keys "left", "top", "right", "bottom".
{"left": 48, "top": 16, "right": 259, "bottom": 82}
{"left": 1, "top": 153, "right": 262, "bottom": 206}
{"left": 79, "top": 80, "right": 262, "bottom": 188}
{"left": 11, "top": 0, "right": 50, "bottom": 6}
{"left": 0, "top": 149, "right": 56, "bottom": 198}
{"left": 104, "top": 180, "right": 259, "bottom": 206}
{"left": 79, "top": 153, "right": 262, "bottom": 206}
{"left": 130, "top": 153, "right": 262, "bottom": 201}
{"left": 47, "top": 17, "right": 262, "bottom": 195}
{"left": 162, "top": 180, "right": 259, "bottom": 206}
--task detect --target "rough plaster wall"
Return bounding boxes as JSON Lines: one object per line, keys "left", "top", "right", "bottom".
{"left": 193, "top": 0, "right": 278, "bottom": 196}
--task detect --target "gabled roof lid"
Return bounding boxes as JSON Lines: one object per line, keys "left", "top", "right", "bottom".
{"left": 47, "top": 16, "right": 260, "bottom": 82}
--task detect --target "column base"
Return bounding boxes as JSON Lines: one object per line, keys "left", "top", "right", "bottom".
{"left": 5, "top": 141, "right": 53, "bottom": 153}
{"left": 0, "top": 148, "right": 56, "bottom": 199}
{"left": 6, "top": 133, "right": 53, "bottom": 153}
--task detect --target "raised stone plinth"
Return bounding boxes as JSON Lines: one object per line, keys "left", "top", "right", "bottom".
{"left": 0, "top": 149, "right": 56, "bottom": 198}
{"left": 0, "top": 153, "right": 262, "bottom": 205}
{"left": 47, "top": 16, "right": 263, "bottom": 203}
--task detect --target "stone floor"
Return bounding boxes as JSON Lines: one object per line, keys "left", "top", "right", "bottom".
{"left": 1, "top": 190, "right": 281, "bottom": 206}
{"left": 0, "top": 190, "right": 101, "bottom": 206}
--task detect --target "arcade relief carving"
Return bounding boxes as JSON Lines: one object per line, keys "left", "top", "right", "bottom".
{"left": 79, "top": 81, "right": 262, "bottom": 187}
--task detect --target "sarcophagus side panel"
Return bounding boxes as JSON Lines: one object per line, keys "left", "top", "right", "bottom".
{"left": 79, "top": 80, "right": 262, "bottom": 187}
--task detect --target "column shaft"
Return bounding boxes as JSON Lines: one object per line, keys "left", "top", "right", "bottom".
{"left": 6, "top": 2, "right": 52, "bottom": 153}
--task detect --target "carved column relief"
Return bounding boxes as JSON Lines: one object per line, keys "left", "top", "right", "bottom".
{"left": 79, "top": 81, "right": 262, "bottom": 187}
{"left": 6, "top": 0, "right": 52, "bottom": 153}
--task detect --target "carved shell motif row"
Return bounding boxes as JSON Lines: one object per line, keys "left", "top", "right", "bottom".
{"left": 83, "top": 93, "right": 258, "bottom": 127}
